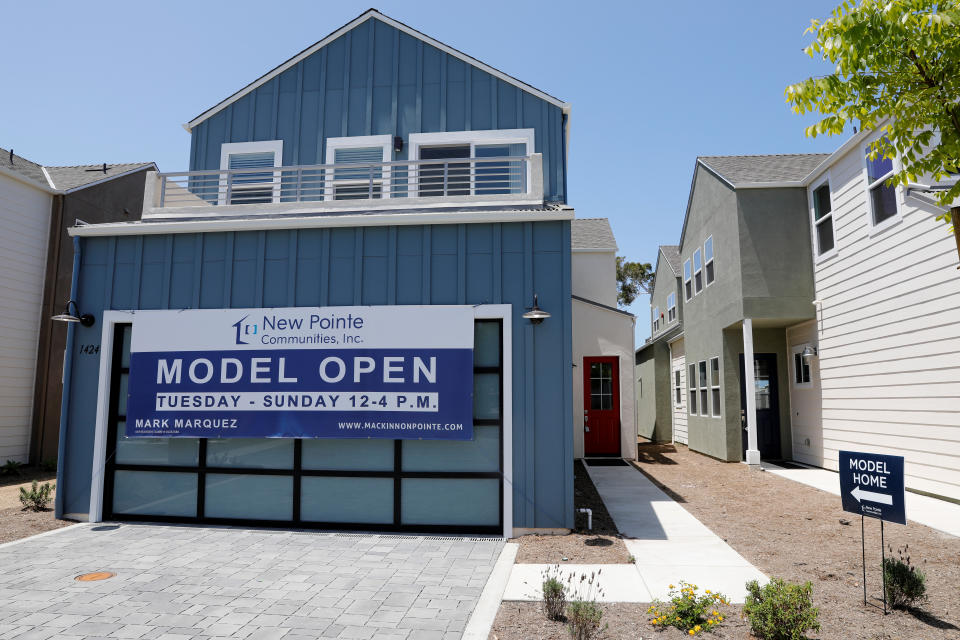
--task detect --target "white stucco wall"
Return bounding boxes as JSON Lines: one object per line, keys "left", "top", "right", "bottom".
{"left": 571, "top": 250, "right": 618, "bottom": 307}
{"left": 0, "top": 173, "right": 52, "bottom": 462}
{"left": 572, "top": 299, "right": 636, "bottom": 459}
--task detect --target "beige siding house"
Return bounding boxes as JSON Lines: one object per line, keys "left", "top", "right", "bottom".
{"left": 801, "top": 129, "right": 960, "bottom": 502}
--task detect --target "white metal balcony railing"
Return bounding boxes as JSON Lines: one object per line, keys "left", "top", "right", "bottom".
{"left": 146, "top": 154, "right": 543, "bottom": 218}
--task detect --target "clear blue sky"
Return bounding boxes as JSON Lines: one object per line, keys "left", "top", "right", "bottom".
{"left": 2, "top": 0, "right": 843, "bottom": 342}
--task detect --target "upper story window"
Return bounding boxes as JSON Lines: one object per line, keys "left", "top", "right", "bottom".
{"left": 409, "top": 129, "right": 534, "bottom": 198}
{"left": 866, "top": 141, "right": 899, "bottom": 227}
{"left": 812, "top": 180, "right": 835, "bottom": 256}
{"left": 698, "top": 360, "right": 708, "bottom": 417}
{"left": 652, "top": 306, "right": 660, "bottom": 333}
{"left": 693, "top": 249, "right": 703, "bottom": 294}
{"left": 704, "top": 236, "right": 715, "bottom": 286}
{"left": 683, "top": 259, "right": 692, "bottom": 301}
{"left": 326, "top": 135, "right": 393, "bottom": 201}
{"left": 219, "top": 141, "right": 283, "bottom": 205}
{"left": 667, "top": 292, "right": 676, "bottom": 322}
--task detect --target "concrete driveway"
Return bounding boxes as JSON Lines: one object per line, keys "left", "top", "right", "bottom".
{"left": 0, "top": 523, "right": 504, "bottom": 640}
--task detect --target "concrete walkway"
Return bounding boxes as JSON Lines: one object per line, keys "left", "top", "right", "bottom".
{"left": 763, "top": 462, "right": 960, "bottom": 538}
{"left": 503, "top": 463, "right": 767, "bottom": 604}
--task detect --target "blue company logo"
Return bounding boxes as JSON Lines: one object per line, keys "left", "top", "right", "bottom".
{"left": 232, "top": 315, "right": 258, "bottom": 345}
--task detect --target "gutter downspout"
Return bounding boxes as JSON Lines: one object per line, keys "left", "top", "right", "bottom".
{"left": 54, "top": 236, "right": 82, "bottom": 519}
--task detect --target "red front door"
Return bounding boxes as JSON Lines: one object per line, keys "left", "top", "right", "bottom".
{"left": 583, "top": 356, "right": 620, "bottom": 456}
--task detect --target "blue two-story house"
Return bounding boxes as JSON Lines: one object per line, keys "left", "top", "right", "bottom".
{"left": 54, "top": 9, "right": 574, "bottom": 537}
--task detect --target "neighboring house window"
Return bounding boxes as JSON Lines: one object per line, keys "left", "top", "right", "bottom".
{"left": 325, "top": 135, "right": 392, "bottom": 201}
{"left": 652, "top": 306, "right": 660, "bottom": 333}
{"left": 667, "top": 292, "right": 676, "bottom": 322}
{"left": 866, "top": 142, "right": 898, "bottom": 227}
{"left": 698, "top": 360, "right": 708, "bottom": 416}
{"left": 684, "top": 259, "right": 693, "bottom": 301}
{"left": 693, "top": 249, "right": 703, "bottom": 294}
{"left": 704, "top": 236, "right": 715, "bottom": 286}
{"left": 688, "top": 363, "right": 698, "bottom": 415}
{"left": 710, "top": 357, "right": 721, "bottom": 417}
{"left": 812, "top": 181, "right": 835, "bottom": 255}
{"left": 793, "top": 347, "right": 812, "bottom": 387}
{"left": 409, "top": 129, "right": 533, "bottom": 197}
{"left": 219, "top": 140, "right": 283, "bottom": 205}
{"left": 674, "top": 369, "right": 682, "bottom": 407}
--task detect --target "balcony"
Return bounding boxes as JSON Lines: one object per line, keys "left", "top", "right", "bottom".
{"left": 144, "top": 153, "right": 543, "bottom": 220}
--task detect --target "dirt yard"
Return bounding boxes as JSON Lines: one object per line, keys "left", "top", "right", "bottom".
{"left": 0, "top": 470, "right": 70, "bottom": 544}
{"left": 511, "top": 460, "right": 631, "bottom": 564}
{"left": 491, "top": 445, "right": 960, "bottom": 639}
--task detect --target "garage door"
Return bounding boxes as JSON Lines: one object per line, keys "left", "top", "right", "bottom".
{"left": 102, "top": 320, "right": 504, "bottom": 534}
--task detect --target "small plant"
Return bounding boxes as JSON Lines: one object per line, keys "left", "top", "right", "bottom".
{"left": 567, "top": 570, "right": 605, "bottom": 640}
{"left": 648, "top": 581, "right": 728, "bottom": 635}
{"left": 883, "top": 545, "right": 927, "bottom": 609}
{"left": 743, "top": 578, "right": 820, "bottom": 640}
{"left": 627, "top": 554, "right": 636, "bottom": 563}
{"left": 1, "top": 460, "right": 24, "bottom": 476}
{"left": 567, "top": 600, "right": 603, "bottom": 640}
{"left": 541, "top": 567, "right": 567, "bottom": 621}
{"left": 19, "top": 481, "right": 54, "bottom": 511}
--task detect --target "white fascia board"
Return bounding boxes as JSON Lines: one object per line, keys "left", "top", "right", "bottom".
{"left": 731, "top": 180, "right": 806, "bottom": 189}
{"left": 185, "top": 10, "right": 568, "bottom": 132}
{"left": 800, "top": 121, "right": 889, "bottom": 186}
{"left": 0, "top": 163, "right": 56, "bottom": 194}
{"left": 69, "top": 208, "right": 575, "bottom": 238}
{"left": 63, "top": 164, "right": 158, "bottom": 194}
{"left": 40, "top": 166, "right": 56, "bottom": 190}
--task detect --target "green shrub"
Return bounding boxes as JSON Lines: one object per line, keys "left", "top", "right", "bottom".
{"left": 567, "top": 600, "right": 603, "bottom": 640}
{"left": 883, "top": 545, "right": 926, "bottom": 609}
{"left": 19, "top": 481, "right": 54, "bottom": 511}
{"left": 1, "top": 460, "right": 24, "bottom": 476}
{"left": 40, "top": 458, "right": 57, "bottom": 472}
{"left": 743, "top": 578, "right": 820, "bottom": 640}
{"left": 647, "top": 581, "right": 728, "bottom": 635}
{"left": 542, "top": 575, "right": 567, "bottom": 621}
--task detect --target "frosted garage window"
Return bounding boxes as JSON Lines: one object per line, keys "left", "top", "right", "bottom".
{"left": 474, "top": 373, "right": 500, "bottom": 420}
{"left": 115, "top": 423, "right": 199, "bottom": 466}
{"left": 402, "top": 478, "right": 499, "bottom": 526}
{"left": 403, "top": 425, "right": 499, "bottom": 472}
{"left": 301, "top": 477, "right": 393, "bottom": 524}
{"left": 302, "top": 438, "right": 394, "bottom": 471}
{"left": 204, "top": 474, "right": 292, "bottom": 520}
{"left": 113, "top": 471, "right": 197, "bottom": 517}
{"left": 474, "top": 321, "right": 501, "bottom": 367}
{"left": 206, "top": 438, "right": 293, "bottom": 469}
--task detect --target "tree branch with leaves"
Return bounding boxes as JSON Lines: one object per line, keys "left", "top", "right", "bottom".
{"left": 786, "top": 0, "right": 960, "bottom": 262}
{"left": 616, "top": 257, "right": 654, "bottom": 307}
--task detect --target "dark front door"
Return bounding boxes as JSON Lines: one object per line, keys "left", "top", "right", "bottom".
{"left": 584, "top": 357, "right": 620, "bottom": 456}
{"left": 739, "top": 353, "right": 782, "bottom": 460}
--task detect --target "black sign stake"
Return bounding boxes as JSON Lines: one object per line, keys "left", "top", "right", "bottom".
{"left": 880, "top": 520, "right": 887, "bottom": 615}
{"left": 861, "top": 515, "right": 867, "bottom": 606}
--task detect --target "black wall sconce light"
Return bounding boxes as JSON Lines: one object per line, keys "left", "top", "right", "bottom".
{"left": 51, "top": 300, "right": 95, "bottom": 327}
{"left": 522, "top": 294, "right": 551, "bottom": 325}
{"left": 393, "top": 136, "right": 404, "bottom": 153}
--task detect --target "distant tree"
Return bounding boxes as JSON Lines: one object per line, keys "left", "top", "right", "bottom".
{"left": 786, "top": 0, "right": 960, "bottom": 260}
{"left": 616, "top": 257, "right": 654, "bottom": 307}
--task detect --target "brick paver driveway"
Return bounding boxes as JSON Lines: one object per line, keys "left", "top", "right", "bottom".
{"left": 0, "top": 523, "right": 504, "bottom": 640}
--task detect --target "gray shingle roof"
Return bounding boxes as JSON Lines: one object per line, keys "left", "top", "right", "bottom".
{"left": 571, "top": 217, "right": 617, "bottom": 250}
{"left": 1, "top": 147, "right": 49, "bottom": 187}
{"left": 45, "top": 163, "right": 154, "bottom": 191}
{"left": 698, "top": 154, "right": 829, "bottom": 185}
{"left": 659, "top": 245, "right": 680, "bottom": 275}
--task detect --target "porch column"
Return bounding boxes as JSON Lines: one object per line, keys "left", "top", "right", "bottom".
{"left": 742, "top": 318, "right": 761, "bottom": 466}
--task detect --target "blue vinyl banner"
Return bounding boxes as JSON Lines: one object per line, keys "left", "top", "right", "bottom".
{"left": 126, "top": 306, "right": 475, "bottom": 440}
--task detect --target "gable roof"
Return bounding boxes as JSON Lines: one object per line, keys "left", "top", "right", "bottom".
{"left": 0, "top": 147, "right": 156, "bottom": 194}
{"left": 186, "top": 9, "right": 569, "bottom": 132}
{"left": 571, "top": 218, "right": 617, "bottom": 250}
{"left": 45, "top": 163, "right": 156, "bottom": 191}
{"left": 658, "top": 245, "right": 680, "bottom": 276}
{"left": 697, "top": 154, "right": 829, "bottom": 187}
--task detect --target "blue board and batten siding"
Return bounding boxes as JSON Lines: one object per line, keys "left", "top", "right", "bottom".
{"left": 62, "top": 222, "right": 573, "bottom": 529}
{"left": 189, "top": 18, "right": 567, "bottom": 202}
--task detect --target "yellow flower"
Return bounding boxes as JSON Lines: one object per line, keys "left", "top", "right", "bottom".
{"left": 688, "top": 631, "right": 695, "bottom": 636}
{"left": 718, "top": 616, "right": 724, "bottom": 621}
{"left": 669, "top": 584, "right": 675, "bottom": 589}
{"left": 712, "top": 610, "right": 719, "bottom": 616}
{"left": 705, "top": 589, "right": 711, "bottom": 593}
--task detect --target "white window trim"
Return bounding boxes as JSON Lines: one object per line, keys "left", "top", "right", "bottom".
{"left": 407, "top": 128, "right": 535, "bottom": 197}
{"left": 219, "top": 140, "right": 283, "bottom": 205}
{"left": 324, "top": 135, "right": 394, "bottom": 201}
{"left": 862, "top": 137, "right": 903, "bottom": 235}
{"left": 698, "top": 359, "right": 709, "bottom": 417}
{"left": 687, "top": 362, "right": 697, "bottom": 416}
{"left": 709, "top": 356, "right": 721, "bottom": 418}
{"left": 693, "top": 248, "right": 703, "bottom": 295}
{"left": 683, "top": 259, "right": 693, "bottom": 301}
{"left": 667, "top": 292, "right": 676, "bottom": 323}
{"left": 791, "top": 344, "right": 814, "bottom": 389}
{"left": 704, "top": 236, "right": 715, "bottom": 287}
{"left": 652, "top": 306, "right": 660, "bottom": 333}
{"left": 809, "top": 171, "right": 838, "bottom": 263}
{"left": 673, "top": 368, "right": 682, "bottom": 408}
